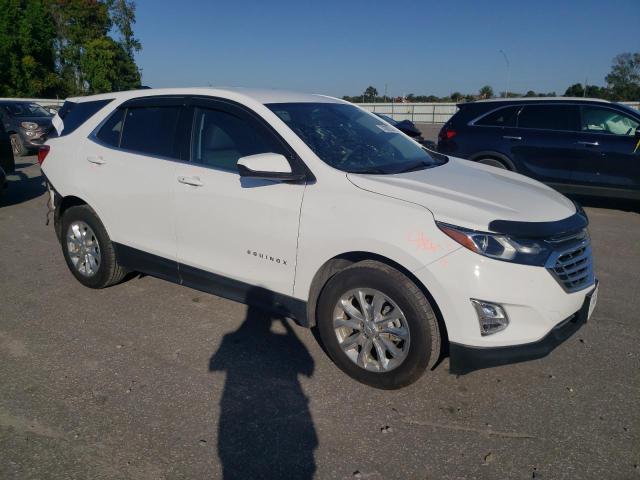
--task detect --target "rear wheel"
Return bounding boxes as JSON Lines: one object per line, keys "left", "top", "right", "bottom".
{"left": 60, "top": 205, "right": 127, "bottom": 288}
{"left": 10, "top": 134, "right": 27, "bottom": 157}
{"left": 477, "top": 157, "right": 510, "bottom": 170}
{"left": 317, "top": 260, "right": 441, "bottom": 389}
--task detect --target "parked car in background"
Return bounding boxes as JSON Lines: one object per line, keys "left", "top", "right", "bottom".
{"left": 437, "top": 98, "right": 640, "bottom": 200}
{"left": 42, "top": 88, "right": 597, "bottom": 389}
{"left": 0, "top": 101, "right": 54, "bottom": 156}
{"left": 374, "top": 113, "right": 436, "bottom": 149}
{"left": 0, "top": 122, "right": 14, "bottom": 195}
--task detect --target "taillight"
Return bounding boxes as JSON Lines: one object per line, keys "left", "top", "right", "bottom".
{"left": 438, "top": 127, "right": 457, "bottom": 141}
{"left": 37, "top": 145, "right": 50, "bottom": 165}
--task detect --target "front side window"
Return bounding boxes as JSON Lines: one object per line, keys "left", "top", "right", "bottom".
{"left": 474, "top": 106, "right": 519, "bottom": 127}
{"left": 581, "top": 106, "right": 639, "bottom": 136}
{"left": 191, "top": 107, "right": 282, "bottom": 171}
{"left": 267, "top": 102, "right": 446, "bottom": 174}
{"left": 517, "top": 105, "right": 579, "bottom": 131}
{"left": 120, "top": 106, "right": 180, "bottom": 158}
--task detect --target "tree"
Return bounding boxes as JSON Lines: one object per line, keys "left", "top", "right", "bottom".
{"left": 363, "top": 86, "right": 378, "bottom": 101}
{"left": 450, "top": 92, "right": 463, "bottom": 102}
{"left": 605, "top": 52, "right": 640, "bottom": 100}
{"left": 478, "top": 85, "right": 493, "bottom": 99}
{"left": 108, "top": 0, "right": 141, "bottom": 57}
{"left": 0, "top": 0, "right": 58, "bottom": 96}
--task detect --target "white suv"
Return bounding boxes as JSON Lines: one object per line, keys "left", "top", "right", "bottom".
{"left": 41, "top": 88, "right": 598, "bottom": 389}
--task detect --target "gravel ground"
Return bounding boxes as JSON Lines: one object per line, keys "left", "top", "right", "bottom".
{"left": 1, "top": 157, "right": 638, "bottom": 480}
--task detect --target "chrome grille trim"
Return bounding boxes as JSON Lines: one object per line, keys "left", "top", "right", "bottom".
{"left": 545, "top": 234, "right": 594, "bottom": 293}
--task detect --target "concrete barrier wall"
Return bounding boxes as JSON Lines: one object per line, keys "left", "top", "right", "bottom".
{"left": 357, "top": 101, "right": 640, "bottom": 124}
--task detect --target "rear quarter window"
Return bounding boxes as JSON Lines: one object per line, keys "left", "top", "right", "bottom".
{"left": 58, "top": 99, "right": 113, "bottom": 136}
{"left": 474, "top": 106, "right": 519, "bottom": 127}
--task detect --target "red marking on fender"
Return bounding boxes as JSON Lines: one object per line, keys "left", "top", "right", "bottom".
{"left": 407, "top": 231, "right": 440, "bottom": 252}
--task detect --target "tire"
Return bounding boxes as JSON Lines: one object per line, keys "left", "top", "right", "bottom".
{"left": 477, "top": 157, "right": 510, "bottom": 170}
{"left": 10, "top": 134, "right": 27, "bottom": 157}
{"left": 317, "top": 260, "right": 441, "bottom": 389}
{"left": 60, "top": 205, "right": 127, "bottom": 288}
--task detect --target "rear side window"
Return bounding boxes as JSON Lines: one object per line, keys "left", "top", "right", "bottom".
{"left": 96, "top": 109, "right": 125, "bottom": 147}
{"left": 58, "top": 99, "right": 112, "bottom": 136}
{"left": 120, "top": 106, "right": 180, "bottom": 158}
{"left": 517, "top": 105, "right": 579, "bottom": 131}
{"left": 474, "top": 106, "right": 519, "bottom": 127}
{"left": 191, "top": 107, "right": 282, "bottom": 171}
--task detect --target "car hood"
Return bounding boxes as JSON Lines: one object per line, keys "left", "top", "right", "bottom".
{"left": 347, "top": 157, "right": 576, "bottom": 232}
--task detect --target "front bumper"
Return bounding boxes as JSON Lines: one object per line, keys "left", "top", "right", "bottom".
{"left": 449, "top": 283, "right": 596, "bottom": 374}
{"left": 19, "top": 129, "right": 47, "bottom": 149}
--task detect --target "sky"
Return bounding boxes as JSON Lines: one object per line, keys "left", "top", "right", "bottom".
{"left": 133, "top": 0, "right": 640, "bottom": 98}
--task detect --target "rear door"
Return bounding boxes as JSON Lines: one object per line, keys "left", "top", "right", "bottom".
{"left": 173, "top": 98, "right": 306, "bottom": 297}
{"left": 83, "top": 97, "right": 187, "bottom": 273}
{"left": 572, "top": 104, "right": 640, "bottom": 194}
{"left": 509, "top": 104, "right": 581, "bottom": 184}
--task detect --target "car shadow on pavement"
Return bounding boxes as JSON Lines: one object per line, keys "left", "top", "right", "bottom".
{"left": 0, "top": 166, "right": 46, "bottom": 208}
{"left": 209, "top": 288, "right": 318, "bottom": 480}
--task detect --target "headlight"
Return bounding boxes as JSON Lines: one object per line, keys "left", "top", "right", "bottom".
{"left": 437, "top": 222, "right": 552, "bottom": 266}
{"left": 21, "top": 122, "right": 38, "bottom": 130}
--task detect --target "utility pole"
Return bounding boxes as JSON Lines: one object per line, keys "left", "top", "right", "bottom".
{"left": 384, "top": 83, "right": 388, "bottom": 102}
{"left": 499, "top": 50, "right": 510, "bottom": 98}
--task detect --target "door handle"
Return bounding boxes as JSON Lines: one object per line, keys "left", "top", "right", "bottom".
{"left": 577, "top": 141, "right": 599, "bottom": 147}
{"left": 87, "top": 156, "right": 105, "bottom": 165}
{"left": 503, "top": 136, "right": 522, "bottom": 141}
{"left": 177, "top": 175, "right": 203, "bottom": 187}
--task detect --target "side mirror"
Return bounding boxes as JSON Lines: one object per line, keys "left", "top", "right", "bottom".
{"left": 237, "top": 153, "right": 305, "bottom": 181}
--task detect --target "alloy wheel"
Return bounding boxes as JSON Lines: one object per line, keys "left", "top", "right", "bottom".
{"left": 66, "top": 221, "right": 101, "bottom": 277}
{"left": 332, "top": 288, "right": 410, "bottom": 372}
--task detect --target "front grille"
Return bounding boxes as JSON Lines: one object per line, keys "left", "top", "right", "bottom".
{"left": 546, "top": 235, "right": 594, "bottom": 292}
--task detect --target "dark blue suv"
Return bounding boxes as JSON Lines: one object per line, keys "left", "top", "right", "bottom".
{"left": 437, "top": 98, "right": 640, "bottom": 200}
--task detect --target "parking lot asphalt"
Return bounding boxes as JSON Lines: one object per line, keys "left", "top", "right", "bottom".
{"left": 1, "top": 157, "right": 639, "bottom": 480}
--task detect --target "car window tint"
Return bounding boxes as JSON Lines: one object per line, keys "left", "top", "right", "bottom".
{"left": 581, "top": 106, "right": 639, "bottom": 136}
{"left": 191, "top": 107, "right": 281, "bottom": 171}
{"left": 517, "top": 105, "right": 579, "bottom": 131}
{"left": 475, "top": 106, "right": 519, "bottom": 127}
{"left": 59, "top": 99, "right": 112, "bottom": 136}
{"left": 120, "top": 106, "right": 180, "bottom": 158}
{"left": 96, "top": 109, "right": 125, "bottom": 147}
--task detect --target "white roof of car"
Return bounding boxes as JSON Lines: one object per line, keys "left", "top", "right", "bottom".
{"left": 65, "top": 87, "right": 342, "bottom": 105}
{"left": 473, "top": 96, "right": 611, "bottom": 103}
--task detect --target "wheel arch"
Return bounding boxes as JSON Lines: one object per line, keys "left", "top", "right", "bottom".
{"left": 306, "top": 251, "right": 449, "bottom": 357}
{"left": 54, "top": 195, "right": 90, "bottom": 240}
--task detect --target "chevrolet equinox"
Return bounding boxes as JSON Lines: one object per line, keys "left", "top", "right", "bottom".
{"left": 40, "top": 88, "right": 598, "bottom": 389}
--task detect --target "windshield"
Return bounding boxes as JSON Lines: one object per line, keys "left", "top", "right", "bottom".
{"left": 2, "top": 102, "right": 52, "bottom": 117}
{"left": 267, "top": 102, "right": 446, "bottom": 174}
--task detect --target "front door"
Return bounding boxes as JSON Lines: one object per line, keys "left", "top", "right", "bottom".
{"left": 173, "top": 100, "right": 306, "bottom": 297}
{"left": 571, "top": 105, "right": 640, "bottom": 194}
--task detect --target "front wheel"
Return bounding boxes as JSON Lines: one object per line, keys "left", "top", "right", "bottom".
{"left": 317, "top": 260, "right": 441, "bottom": 389}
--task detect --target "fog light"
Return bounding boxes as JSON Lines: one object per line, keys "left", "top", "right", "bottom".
{"left": 470, "top": 299, "right": 509, "bottom": 336}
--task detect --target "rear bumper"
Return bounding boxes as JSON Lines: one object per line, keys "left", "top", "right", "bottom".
{"left": 449, "top": 283, "right": 596, "bottom": 374}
